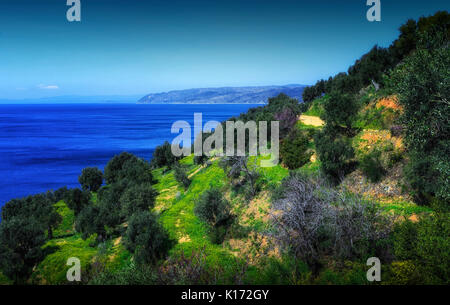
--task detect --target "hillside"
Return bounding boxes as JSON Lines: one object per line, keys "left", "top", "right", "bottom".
{"left": 0, "top": 12, "right": 448, "bottom": 286}
{"left": 137, "top": 85, "right": 305, "bottom": 104}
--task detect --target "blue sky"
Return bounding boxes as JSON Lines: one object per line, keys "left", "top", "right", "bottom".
{"left": 0, "top": 0, "right": 448, "bottom": 99}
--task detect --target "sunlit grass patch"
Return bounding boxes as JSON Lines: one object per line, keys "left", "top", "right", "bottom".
{"left": 32, "top": 234, "right": 97, "bottom": 284}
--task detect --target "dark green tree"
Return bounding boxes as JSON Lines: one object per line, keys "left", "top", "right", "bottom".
{"left": 194, "top": 188, "right": 232, "bottom": 228}
{"left": 392, "top": 37, "right": 449, "bottom": 204}
{"left": 78, "top": 167, "right": 103, "bottom": 192}
{"left": 120, "top": 183, "right": 158, "bottom": 218}
{"left": 173, "top": 163, "right": 191, "bottom": 189}
{"left": 65, "top": 188, "right": 91, "bottom": 216}
{"left": 123, "top": 211, "right": 172, "bottom": 265}
{"left": 0, "top": 217, "right": 46, "bottom": 284}
{"left": 315, "top": 130, "right": 355, "bottom": 184}
{"left": 322, "top": 91, "right": 359, "bottom": 131}
{"left": 151, "top": 141, "right": 180, "bottom": 169}
{"left": 280, "top": 129, "right": 312, "bottom": 170}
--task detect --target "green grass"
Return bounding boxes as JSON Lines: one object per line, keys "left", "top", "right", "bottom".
{"left": 152, "top": 156, "right": 251, "bottom": 282}
{"left": 379, "top": 200, "right": 433, "bottom": 216}
{"left": 53, "top": 200, "right": 75, "bottom": 238}
{"left": 303, "top": 95, "right": 328, "bottom": 117}
{"left": 31, "top": 234, "right": 98, "bottom": 284}
{"left": 0, "top": 272, "right": 11, "bottom": 285}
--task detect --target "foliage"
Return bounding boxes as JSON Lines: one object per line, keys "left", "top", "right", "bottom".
{"left": 0, "top": 217, "right": 46, "bottom": 284}
{"left": 104, "top": 152, "right": 153, "bottom": 185}
{"left": 151, "top": 141, "right": 180, "bottom": 169}
{"left": 272, "top": 172, "right": 393, "bottom": 273}
{"left": 1, "top": 193, "right": 62, "bottom": 239}
{"left": 123, "top": 211, "right": 173, "bottom": 265}
{"left": 173, "top": 163, "right": 191, "bottom": 189}
{"left": 280, "top": 129, "right": 312, "bottom": 170}
{"left": 314, "top": 130, "right": 355, "bottom": 184}
{"left": 322, "top": 91, "right": 359, "bottom": 130}
{"left": 393, "top": 209, "right": 450, "bottom": 284}
{"left": 194, "top": 188, "right": 232, "bottom": 229}
{"left": 65, "top": 188, "right": 91, "bottom": 216}
{"left": 119, "top": 183, "right": 158, "bottom": 218}
{"left": 78, "top": 167, "right": 103, "bottom": 192}
{"left": 274, "top": 106, "right": 298, "bottom": 138}
{"left": 220, "top": 156, "right": 260, "bottom": 199}
{"left": 75, "top": 205, "right": 105, "bottom": 240}
{"left": 392, "top": 37, "right": 449, "bottom": 204}
{"left": 359, "top": 149, "right": 386, "bottom": 182}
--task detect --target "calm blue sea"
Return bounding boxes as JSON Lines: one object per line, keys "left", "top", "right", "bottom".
{"left": 0, "top": 103, "right": 258, "bottom": 208}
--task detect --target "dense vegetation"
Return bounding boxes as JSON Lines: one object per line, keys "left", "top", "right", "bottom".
{"left": 0, "top": 11, "right": 448, "bottom": 285}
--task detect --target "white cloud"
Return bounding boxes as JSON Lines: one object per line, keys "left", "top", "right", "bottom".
{"left": 38, "top": 84, "right": 59, "bottom": 90}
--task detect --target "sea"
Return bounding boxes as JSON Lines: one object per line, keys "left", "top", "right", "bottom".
{"left": 0, "top": 103, "right": 259, "bottom": 208}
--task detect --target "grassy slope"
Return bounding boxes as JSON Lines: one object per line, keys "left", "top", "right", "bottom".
{"left": 6, "top": 85, "right": 430, "bottom": 285}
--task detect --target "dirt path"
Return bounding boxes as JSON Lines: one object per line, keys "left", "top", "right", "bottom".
{"left": 298, "top": 115, "right": 325, "bottom": 127}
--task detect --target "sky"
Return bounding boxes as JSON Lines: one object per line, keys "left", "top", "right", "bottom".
{"left": 0, "top": 0, "right": 448, "bottom": 99}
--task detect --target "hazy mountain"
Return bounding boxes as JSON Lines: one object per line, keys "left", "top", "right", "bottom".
{"left": 138, "top": 85, "right": 306, "bottom": 104}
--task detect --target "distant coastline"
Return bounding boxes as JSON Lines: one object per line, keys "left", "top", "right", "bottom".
{"left": 138, "top": 85, "right": 305, "bottom": 104}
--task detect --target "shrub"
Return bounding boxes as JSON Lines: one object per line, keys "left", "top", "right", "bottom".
{"left": 280, "top": 129, "right": 312, "bottom": 169}
{"left": 194, "top": 188, "right": 232, "bottom": 228}
{"left": 120, "top": 183, "right": 158, "bottom": 218}
{"left": 194, "top": 188, "right": 232, "bottom": 244}
{"left": 322, "top": 91, "right": 359, "bottom": 130}
{"left": 151, "top": 141, "right": 180, "bottom": 169}
{"left": 272, "top": 172, "right": 392, "bottom": 274}
{"left": 359, "top": 149, "right": 386, "bottom": 182}
{"left": 392, "top": 210, "right": 450, "bottom": 284}
{"left": 0, "top": 217, "right": 46, "bottom": 284}
{"left": 220, "top": 156, "right": 260, "bottom": 199}
{"left": 104, "top": 152, "right": 153, "bottom": 185}
{"left": 123, "top": 212, "right": 173, "bottom": 265}
{"left": 75, "top": 205, "right": 105, "bottom": 240}
{"left": 194, "top": 154, "right": 208, "bottom": 165}
{"left": 392, "top": 39, "right": 449, "bottom": 205}
{"left": 314, "top": 130, "right": 355, "bottom": 184}
{"left": 173, "top": 163, "right": 191, "bottom": 189}
{"left": 78, "top": 167, "right": 103, "bottom": 192}
{"left": 274, "top": 107, "right": 298, "bottom": 138}
{"left": 65, "top": 188, "right": 91, "bottom": 216}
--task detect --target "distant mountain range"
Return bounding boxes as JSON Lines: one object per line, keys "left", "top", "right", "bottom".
{"left": 138, "top": 85, "right": 306, "bottom": 104}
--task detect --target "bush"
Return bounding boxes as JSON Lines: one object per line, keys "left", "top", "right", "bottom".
{"left": 393, "top": 210, "right": 450, "bottom": 284}
{"left": 322, "top": 91, "right": 359, "bottom": 130}
{"left": 120, "top": 183, "right": 158, "bottom": 218}
{"left": 75, "top": 205, "right": 104, "bottom": 240}
{"left": 78, "top": 167, "right": 103, "bottom": 192}
{"left": 220, "top": 156, "right": 260, "bottom": 199}
{"left": 104, "top": 152, "right": 153, "bottom": 185}
{"left": 392, "top": 39, "right": 449, "bottom": 205}
{"left": 65, "top": 188, "right": 91, "bottom": 216}
{"left": 194, "top": 188, "right": 232, "bottom": 244}
{"left": 272, "top": 172, "right": 393, "bottom": 274}
{"left": 194, "top": 188, "right": 231, "bottom": 228}
{"left": 173, "top": 163, "right": 191, "bottom": 189}
{"left": 280, "top": 129, "right": 312, "bottom": 169}
{"left": 0, "top": 217, "right": 46, "bottom": 284}
{"left": 151, "top": 141, "right": 180, "bottom": 169}
{"left": 123, "top": 212, "right": 173, "bottom": 265}
{"left": 314, "top": 130, "right": 355, "bottom": 184}
{"left": 359, "top": 149, "right": 386, "bottom": 182}
{"left": 194, "top": 154, "right": 208, "bottom": 165}
{"left": 274, "top": 107, "right": 298, "bottom": 138}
